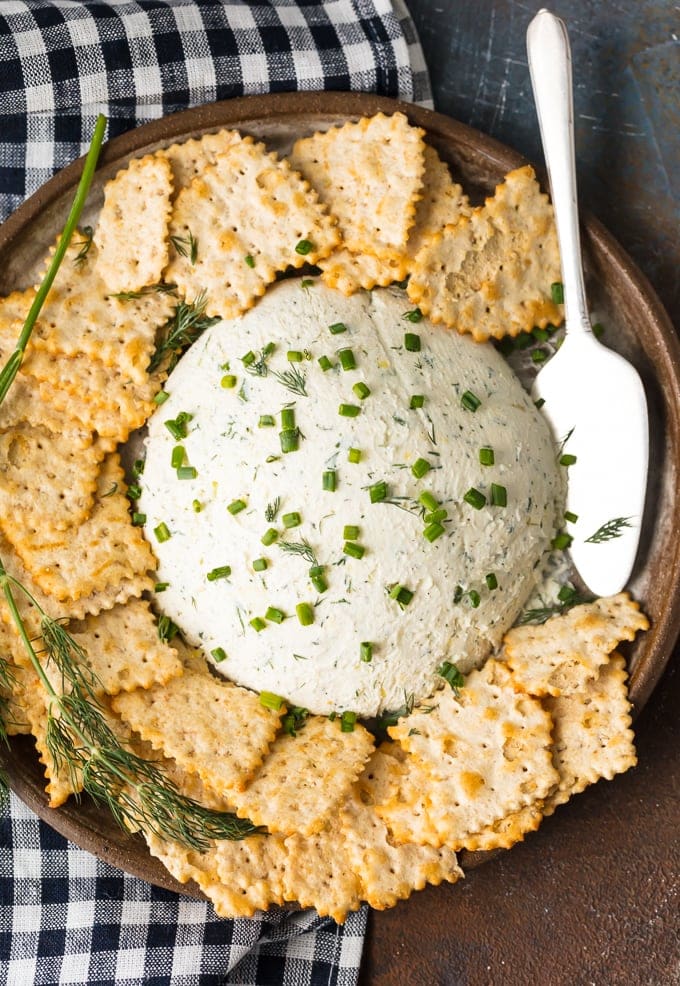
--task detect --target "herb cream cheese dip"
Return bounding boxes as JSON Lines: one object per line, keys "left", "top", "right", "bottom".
{"left": 140, "top": 279, "right": 562, "bottom": 717}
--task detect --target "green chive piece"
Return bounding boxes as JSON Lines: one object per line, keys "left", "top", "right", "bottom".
{"left": 404, "top": 332, "right": 421, "bottom": 352}
{"left": 211, "top": 647, "right": 227, "bottom": 662}
{"left": 532, "top": 327, "right": 550, "bottom": 342}
{"left": 265, "top": 606, "right": 286, "bottom": 624}
{"left": 263, "top": 342, "right": 276, "bottom": 357}
{"left": 490, "top": 483, "right": 507, "bottom": 507}
{"left": 565, "top": 511, "right": 579, "bottom": 524}
{"left": 250, "top": 617, "right": 266, "bottom": 632}
{"left": 265, "top": 455, "right": 280, "bottom": 463}
{"left": 424, "top": 508, "right": 447, "bottom": 524}
{"left": 411, "top": 457, "right": 431, "bottom": 479}
{"left": 253, "top": 558, "right": 268, "bottom": 572}
{"left": 309, "top": 564, "right": 327, "bottom": 593}
{"left": 403, "top": 308, "right": 423, "bottom": 323}
{"left": 558, "top": 584, "right": 577, "bottom": 603}
{"left": 423, "top": 522, "right": 445, "bottom": 542}
{"left": 242, "top": 351, "right": 257, "bottom": 367}
{"left": 593, "top": 322, "right": 605, "bottom": 339}
{"left": 339, "top": 403, "right": 360, "bottom": 417}
{"left": 453, "top": 585, "right": 464, "bottom": 603}
{"left": 154, "top": 522, "right": 171, "bottom": 542}
{"left": 467, "top": 589, "right": 481, "bottom": 608}
{"left": 347, "top": 447, "right": 361, "bottom": 463}
{"left": 192, "top": 499, "right": 202, "bottom": 513}
{"left": 132, "top": 458, "right": 145, "bottom": 478}
{"left": 338, "top": 348, "right": 356, "bottom": 371}
{"left": 409, "top": 394, "right": 425, "bottom": 409}
{"left": 352, "top": 381, "right": 370, "bottom": 400}
{"left": 318, "top": 355, "right": 333, "bottom": 371}
{"left": 560, "top": 453, "right": 577, "bottom": 466}
{"left": 262, "top": 528, "right": 278, "bottom": 546}
{"left": 154, "top": 582, "right": 169, "bottom": 593}
{"left": 329, "top": 322, "right": 347, "bottom": 335}
{"left": 531, "top": 348, "right": 548, "bottom": 364}
{"left": 296, "top": 602, "right": 314, "bottom": 626}
{"left": 287, "top": 350, "right": 303, "bottom": 362}
{"left": 461, "top": 390, "right": 481, "bottom": 412}
{"left": 171, "top": 446, "right": 185, "bottom": 469}
{"left": 259, "top": 414, "right": 276, "bottom": 427}
{"left": 389, "top": 585, "right": 414, "bottom": 608}
{"left": 164, "top": 419, "right": 184, "bottom": 441}
{"left": 127, "top": 483, "right": 142, "bottom": 501}
{"left": 535, "top": 397, "right": 546, "bottom": 409}
{"left": 343, "top": 541, "right": 365, "bottom": 559}
{"left": 295, "top": 239, "right": 314, "bottom": 256}
{"left": 479, "top": 447, "right": 495, "bottom": 466}
{"left": 438, "top": 661, "right": 464, "bottom": 690}
{"left": 281, "top": 407, "right": 296, "bottom": 430}
{"left": 244, "top": 254, "right": 255, "bottom": 268}
{"left": 221, "top": 374, "right": 237, "bottom": 388}
{"left": 153, "top": 390, "right": 170, "bottom": 405}
{"left": 207, "top": 565, "right": 231, "bottom": 581}
{"left": 282, "top": 512, "right": 301, "bottom": 529}
{"left": 132, "top": 512, "right": 146, "bottom": 527}
{"left": 463, "top": 488, "right": 486, "bottom": 510}
{"left": 551, "top": 281, "right": 564, "bottom": 304}
{"left": 343, "top": 525, "right": 360, "bottom": 541}
{"left": 369, "top": 480, "right": 388, "bottom": 503}
{"left": 228, "top": 498, "right": 247, "bottom": 515}
{"left": 177, "top": 465, "right": 198, "bottom": 480}
{"left": 485, "top": 573, "right": 498, "bottom": 590}
{"left": 280, "top": 429, "right": 300, "bottom": 453}
{"left": 340, "top": 710, "right": 357, "bottom": 732}
{"left": 322, "top": 470, "right": 337, "bottom": 492}
{"left": 552, "top": 532, "right": 573, "bottom": 551}
{"left": 418, "top": 491, "right": 439, "bottom": 512}
{"left": 360, "top": 641, "right": 373, "bottom": 663}
{"left": 259, "top": 691, "right": 284, "bottom": 711}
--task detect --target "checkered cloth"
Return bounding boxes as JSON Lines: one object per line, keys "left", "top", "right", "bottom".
{"left": 0, "top": 2, "right": 431, "bottom": 983}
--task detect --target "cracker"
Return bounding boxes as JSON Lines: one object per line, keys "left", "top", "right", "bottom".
{"left": 0, "top": 624, "right": 37, "bottom": 735}
{"left": 543, "top": 651, "right": 636, "bottom": 815}
{"left": 11, "top": 453, "right": 156, "bottom": 603}
{"left": 503, "top": 593, "right": 649, "bottom": 698}
{"left": 282, "top": 816, "right": 362, "bottom": 924}
{"left": 158, "top": 129, "right": 243, "bottom": 195}
{"left": 319, "top": 247, "right": 408, "bottom": 295}
{"left": 112, "top": 670, "right": 282, "bottom": 794}
{"left": 229, "top": 715, "right": 374, "bottom": 837}
{"left": 406, "top": 145, "right": 471, "bottom": 259}
{"left": 462, "top": 801, "right": 547, "bottom": 852}
{"left": 289, "top": 112, "right": 425, "bottom": 259}
{"left": 407, "top": 165, "right": 563, "bottom": 340}
{"left": 26, "top": 681, "right": 84, "bottom": 807}
{"left": 164, "top": 137, "right": 339, "bottom": 318}
{"left": 373, "top": 752, "right": 441, "bottom": 848}
{"left": 94, "top": 154, "right": 173, "bottom": 294}
{"left": 389, "top": 660, "right": 558, "bottom": 850}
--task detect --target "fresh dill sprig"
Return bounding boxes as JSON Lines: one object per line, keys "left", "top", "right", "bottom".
{"left": 73, "top": 225, "right": 94, "bottom": 266}
{"left": 170, "top": 231, "right": 198, "bottom": 265}
{"left": 556, "top": 426, "right": 575, "bottom": 459}
{"left": 149, "top": 291, "right": 220, "bottom": 373}
{"left": 245, "top": 343, "right": 275, "bottom": 378}
{"left": 265, "top": 497, "right": 281, "bottom": 523}
{"left": 110, "top": 283, "right": 177, "bottom": 302}
{"left": 585, "top": 517, "right": 633, "bottom": 544}
{"left": 516, "top": 584, "right": 590, "bottom": 625}
{"left": 278, "top": 539, "right": 318, "bottom": 566}
{"left": 272, "top": 364, "right": 307, "bottom": 397}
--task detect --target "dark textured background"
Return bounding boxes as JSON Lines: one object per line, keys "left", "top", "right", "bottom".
{"left": 361, "top": 2, "right": 680, "bottom": 983}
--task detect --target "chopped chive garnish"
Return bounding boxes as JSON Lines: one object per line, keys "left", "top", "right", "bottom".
{"left": 411, "top": 457, "right": 431, "bottom": 479}
{"left": 338, "top": 348, "right": 356, "bottom": 371}
{"left": 211, "top": 647, "right": 227, "bottom": 662}
{"left": 348, "top": 447, "right": 361, "bottom": 463}
{"left": 418, "top": 490, "right": 439, "bottom": 512}
{"left": 301, "top": 278, "right": 314, "bottom": 289}
{"left": 453, "top": 585, "right": 464, "bottom": 603}
{"left": 343, "top": 541, "right": 365, "bottom": 559}
{"left": 318, "top": 355, "right": 333, "bottom": 371}
{"left": 360, "top": 642, "right": 373, "bottom": 663}
{"left": 252, "top": 558, "right": 268, "bottom": 572}
{"left": 560, "top": 454, "right": 577, "bottom": 466}
{"left": 192, "top": 499, "right": 202, "bottom": 513}
{"left": 244, "top": 254, "right": 255, "bottom": 268}
{"left": 565, "top": 511, "right": 578, "bottom": 524}
{"left": 127, "top": 484, "right": 142, "bottom": 500}
{"left": 132, "top": 458, "right": 145, "bottom": 477}
{"left": 171, "top": 446, "right": 185, "bottom": 469}
{"left": 339, "top": 403, "right": 360, "bottom": 417}
{"left": 369, "top": 481, "right": 388, "bottom": 503}
{"left": 242, "top": 351, "right": 256, "bottom": 366}
{"left": 552, "top": 532, "right": 573, "bottom": 551}
{"left": 207, "top": 565, "right": 231, "bottom": 581}
{"left": 228, "top": 498, "right": 247, "bottom": 515}
{"left": 532, "top": 348, "right": 548, "bottom": 364}
{"left": 403, "top": 308, "right": 423, "bottom": 323}
{"left": 479, "top": 447, "right": 495, "bottom": 466}
{"left": 281, "top": 408, "right": 296, "bottom": 430}
{"left": 309, "top": 565, "right": 328, "bottom": 593}
{"left": 424, "top": 508, "right": 447, "bottom": 524}
{"left": 287, "top": 350, "right": 303, "bottom": 362}
{"left": 322, "top": 470, "right": 336, "bottom": 492}
{"left": 296, "top": 602, "right": 314, "bottom": 626}
{"left": 154, "top": 582, "right": 169, "bottom": 593}
{"left": 221, "top": 374, "right": 237, "bottom": 388}
{"left": 262, "top": 528, "right": 278, "bottom": 546}
{"left": 533, "top": 327, "right": 550, "bottom": 342}
{"left": 280, "top": 429, "right": 300, "bottom": 453}
{"left": 461, "top": 390, "right": 481, "bottom": 412}
{"left": 352, "top": 381, "right": 371, "bottom": 400}
{"left": 593, "top": 322, "right": 605, "bottom": 339}
{"left": 438, "top": 661, "right": 464, "bottom": 690}
{"left": 283, "top": 512, "right": 301, "bottom": 529}
{"left": 404, "top": 332, "right": 421, "bottom": 352}
{"left": 154, "top": 522, "right": 171, "bottom": 542}
{"left": 551, "top": 281, "right": 564, "bottom": 304}
{"left": 423, "top": 522, "right": 445, "bottom": 542}
{"left": 409, "top": 394, "right": 425, "bottom": 409}
{"left": 490, "top": 483, "right": 507, "bottom": 507}
{"left": 259, "top": 691, "right": 284, "bottom": 711}
{"left": 153, "top": 390, "right": 170, "bottom": 405}
{"left": 295, "top": 239, "right": 314, "bottom": 255}
{"left": 340, "top": 710, "right": 357, "bottom": 732}
{"left": 389, "top": 584, "right": 414, "bottom": 608}
{"left": 558, "top": 584, "right": 577, "bottom": 603}
{"left": 329, "top": 322, "right": 347, "bottom": 335}
{"left": 464, "top": 488, "right": 486, "bottom": 510}
{"left": 265, "top": 606, "right": 286, "bottom": 624}
{"left": 467, "top": 589, "right": 481, "bottom": 608}
{"left": 250, "top": 617, "right": 266, "bottom": 632}
{"left": 164, "top": 419, "right": 184, "bottom": 441}
{"left": 177, "top": 465, "right": 197, "bottom": 480}
{"left": 132, "top": 512, "right": 146, "bottom": 526}
{"left": 259, "top": 414, "right": 275, "bottom": 427}
{"left": 485, "top": 572, "right": 498, "bottom": 590}
{"left": 343, "top": 525, "right": 360, "bottom": 541}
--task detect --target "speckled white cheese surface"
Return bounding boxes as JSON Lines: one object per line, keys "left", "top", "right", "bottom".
{"left": 140, "top": 279, "right": 562, "bottom": 716}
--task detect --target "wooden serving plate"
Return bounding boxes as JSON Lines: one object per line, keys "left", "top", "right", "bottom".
{"left": 1, "top": 92, "right": 679, "bottom": 897}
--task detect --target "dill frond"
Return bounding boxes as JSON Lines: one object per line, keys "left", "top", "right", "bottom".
{"left": 272, "top": 364, "right": 307, "bottom": 397}
{"left": 278, "top": 539, "right": 318, "bottom": 566}
{"left": 149, "top": 292, "right": 220, "bottom": 373}
{"left": 585, "top": 517, "right": 633, "bottom": 544}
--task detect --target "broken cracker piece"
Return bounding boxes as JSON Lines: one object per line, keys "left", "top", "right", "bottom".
{"left": 158, "top": 129, "right": 243, "bottom": 196}
{"left": 405, "top": 144, "right": 471, "bottom": 260}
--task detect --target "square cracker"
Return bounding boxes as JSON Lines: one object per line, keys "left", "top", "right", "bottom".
{"left": 157, "top": 129, "right": 243, "bottom": 196}
{"left": 94, "top": 154, "right": 173, "bottom": 295}
{"left": 229, "top": 714, "right": 374, "bottom": 837}
{"left": 389, "top": 660, "right": 558, "bottom": 850}
{"left": 111, "top": 669, "right": 283, "bottom": 795}
{"left": 282, "top": 816, "right": 362, "bottom": 924}
{"left": 164, "top": 136, "right": 339, "bottom": 319}
{"left": 503, "top": 593, "right": 649, "bottom": 698}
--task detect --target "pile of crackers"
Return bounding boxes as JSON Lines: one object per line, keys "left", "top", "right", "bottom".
{"left": 0, "top": 112, "right": 648, "bottom": 921}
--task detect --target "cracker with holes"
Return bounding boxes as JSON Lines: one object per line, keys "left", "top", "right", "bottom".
{"left": 373, "top": 750, "right": 441, "bottom": 848}
{"left": 405, "top": 144, "right": 471, "bottom": 260}
{"left": 503, "top": 593, "right": 649, "bottom": 697}
{"left": 112, "top": 670, "right": 283, "bottom": 794}
{"left": 229, "top": 714, "right": 374, "bottom": 836}
{"left": 158, "top": 129, "right": 243, "bottom": 196}
{"left": 462, "top": 801, "right": 547, "bottom": 852}
{"left": 164, "top": 137, "right": 339, "bottom": 318}
{"left": 283, "top": 816, "right": 362, "bottom": 924}
{"left": 389, "top": 660, "right": 558, "bottom": 850}
{"left": 407, "top": 165, "right": 562, "bottom": 340}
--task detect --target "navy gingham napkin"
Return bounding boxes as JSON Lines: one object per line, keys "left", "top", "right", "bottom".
{"left": 0, "top": 2, "right": 432, "bottom": 984}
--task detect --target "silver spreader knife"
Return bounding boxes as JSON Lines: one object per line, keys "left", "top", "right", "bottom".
{"left": 526, "top": 9, "right": 649, "bottom": 596}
